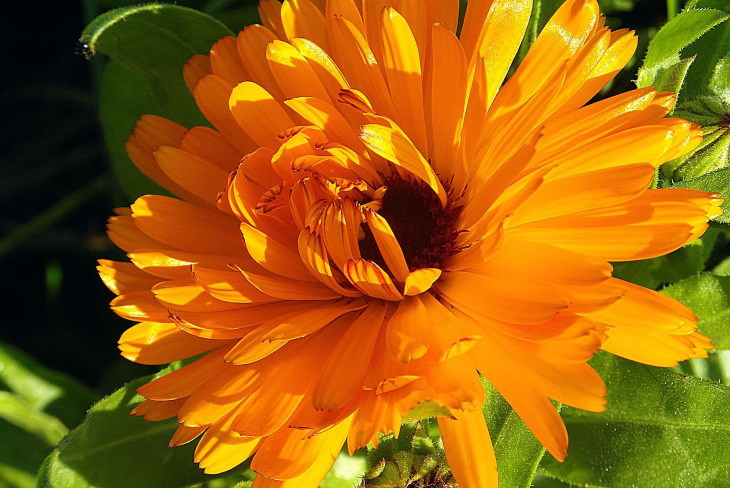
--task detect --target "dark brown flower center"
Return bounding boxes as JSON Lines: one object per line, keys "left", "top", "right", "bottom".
{"left": 360, "top": 174, "right": 463, "bottom": 273}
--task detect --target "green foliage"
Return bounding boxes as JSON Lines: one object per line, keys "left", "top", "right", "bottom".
{"left": 482, "top": 379, "right": 546, "bottom": 488}
{"left": 322, "top": 451, "right": 368, "bottom": 488}
{"left": 81, "top": 3, "right": 233, "bottom": 199}
{"left": 0, "top": 344, "right": 95, "bottom": 488}
{"left": 636, "top": 8, "right": 729, "bottom": 90}
{"left": 540, "top": 353, "right": 730, "bottom": 488}
{"left": 38, "top": 367, "right": 253, "bottom": 488}
{"left": 0, "top": 342, "right": 95, "bottom": 428}
{"left": 662, "top": 272, "right": 730, "bottom": 349}
{"left": 360, "top": 422, "right": 455, "bottom": 488}
{"left": 638, "top": 1, "right": 730, "bottom": 186}
{"left": 682, "top": 0, "right": 730, "bottom": 100}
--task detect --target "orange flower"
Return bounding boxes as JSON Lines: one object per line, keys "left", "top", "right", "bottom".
{"left": 98, "top": 0, "right": 721, "bottom": 486}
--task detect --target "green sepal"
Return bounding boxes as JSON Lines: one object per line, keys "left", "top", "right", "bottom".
{"left": 359, "top": 422, "right": 455, "bottom": 488}
{"left": 652, "top": 56, "right": 696, "bottom": 101}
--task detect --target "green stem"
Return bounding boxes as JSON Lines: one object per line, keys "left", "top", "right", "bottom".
{"left": 0, "top": 176, "right": 108, "bottom": 259}
{"left": 667, "top": 0, "right": 679, "bottom": 20}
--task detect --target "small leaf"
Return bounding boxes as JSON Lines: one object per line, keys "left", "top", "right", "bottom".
{"left": 38, "top": 368, "right": 251, "bottom": 488}
{"left": 636, "top": 9, "right": 729, "bottom": 88}
{"left": 653, "top": 56, "right": 695, "bottom": 99}
{"left": 482, "top": 379, "right": 546, "bottom": 488}
{"left": 670, "top": 167, "right": 730, "bottom": 223}
{"left": 541, "top": 353, "right": 730, "bottom": 488}
{"left": 0, "top": 342, "right": 95, "bottom": 428}
{"left": 661, "top": 272, "right": 730, "bottom": 349}
{"left": 81, "top": 3, "right": 233, "bottom": 199}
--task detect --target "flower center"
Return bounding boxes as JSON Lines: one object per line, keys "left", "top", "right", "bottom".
{"left": 360, "top": 175, "right": 463, "bottom": 272}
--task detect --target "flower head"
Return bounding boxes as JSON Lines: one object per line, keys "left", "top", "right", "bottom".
{"left": 98, "top": 0, "right": 721, "bottom": 486}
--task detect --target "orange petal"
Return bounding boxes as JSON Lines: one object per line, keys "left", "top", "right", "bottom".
{"left": 251, "top": 418, "right": 351, "bottom": 479}
{"left": 229, "top": 81, "right": 295, "bottom": 148}
{"left": 438, "top": 408, "right": 498, "bottom": 488}
{"left": 343, "top": 258, "right": 404, "bottom": 301}
{"left": 97, "top": 259, "right": 161, "bottom": 295}
{"left": 119, "top": 321, "right": 221, "bottom": 365}
{"left": 385, "top": 297, "right": 431, "bottom": 363}
{"left": 130, "top": 195, "right": 244, "bottom": 255}
{"left": 312, "top": 302, "right": 387, "bottom": 410}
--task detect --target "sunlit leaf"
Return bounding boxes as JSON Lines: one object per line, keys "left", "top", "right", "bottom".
{"left": 653, "top": 56, "right": 695, "bottom": 100}
{"left": 541, "top": 353, "right": 730, "bottom": 488}
{"left": 636, "top": 8, "right": 729, "bottom": 89}
{"left": 322, "top": 451, "right": 367, "bottom": 488}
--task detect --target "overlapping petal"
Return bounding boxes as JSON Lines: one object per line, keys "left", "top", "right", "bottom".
{"left": 100, "top": 0, "right": 721, "bottom": 486}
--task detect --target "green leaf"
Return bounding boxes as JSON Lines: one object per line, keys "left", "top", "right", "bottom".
{"left": 670, "top": 167, "right": 730, "bottom": 223}
{"left": 0, "top": 342, "right": 95, "bottom": 428}
{"left": 681, "top": 0, "right": 730, "bottom": 100}
{"left": 0, "top": 392, "right": 67, "bottom": 446}
{"left": 81, "top": 3, "right": 233, "bottom": 199}
{"left": 661, "top": 272, "right": 730, "bottom": 349}
{"left": 652, "top": 56, "right": 695, "bottom": 99}
{"left": 38, "top": 368, "right": 250, "bottom": 488}
{"left": 679, "top": 350, "right": 730, "bottom": 384}
{"left": 541, "top": 353, "right": 730, "bottom": 488}
{"left": 636, "top": 9, "right": 729, "bottom": 88}
{"left": 0, "top": 393, "right": 68, "bottom": 488}
{"left": 482, "top": 379, "right": 546, "bottom": 488}
{"left": 663, "top": 121, "right": 730, "bottom": 181}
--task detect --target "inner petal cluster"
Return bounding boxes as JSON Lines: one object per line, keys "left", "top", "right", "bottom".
{"left": 361, "top": 175, "right": 464, "bottom": 272}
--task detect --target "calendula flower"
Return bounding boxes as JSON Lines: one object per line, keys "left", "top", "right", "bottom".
{"left": 97, "top": 0, "right": 722, "bottom": 485}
